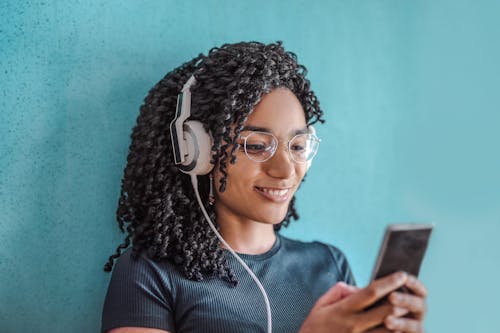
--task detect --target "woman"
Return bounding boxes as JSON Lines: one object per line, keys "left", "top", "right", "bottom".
{"left": 102, "top": 41, "right": 427, "bottom": 333}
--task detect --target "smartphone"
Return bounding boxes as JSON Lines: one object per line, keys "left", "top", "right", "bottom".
{"left": 371, "top": 223, "right": 433, "bottom": 282}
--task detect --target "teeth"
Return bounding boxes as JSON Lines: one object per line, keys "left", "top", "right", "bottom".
{"left": 258, "top": 187, "right": 289, "bottom": 196}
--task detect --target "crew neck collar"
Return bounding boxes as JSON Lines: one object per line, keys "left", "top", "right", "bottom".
{"left": 224, "top": 233, "right": 282, "bottom": 261}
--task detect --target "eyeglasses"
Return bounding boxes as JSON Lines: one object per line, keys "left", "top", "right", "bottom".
{"left": 239, "top": 131, "right": 320, "bottom": 163}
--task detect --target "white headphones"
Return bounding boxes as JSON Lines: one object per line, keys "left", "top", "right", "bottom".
{"left": 170, "top": 75, "right": 314, "bottom": 175}
{"left": 170, "top": 76, "right": 214, "bottom": 175}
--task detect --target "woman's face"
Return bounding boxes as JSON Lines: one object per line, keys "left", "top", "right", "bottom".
{"left": 214, "top": 87, "right": 308, "bottom": 226}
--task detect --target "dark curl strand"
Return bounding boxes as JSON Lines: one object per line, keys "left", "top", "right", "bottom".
{"left": 104, "top": 41, "right": 325, "bottom": 285}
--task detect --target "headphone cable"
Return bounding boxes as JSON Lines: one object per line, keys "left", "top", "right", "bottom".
{"left": 190, "top": 174, "right": 273, "bottom": 333}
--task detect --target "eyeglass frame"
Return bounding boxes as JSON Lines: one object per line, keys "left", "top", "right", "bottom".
{"left": 238, "top": 130, "right": 321, "bottom": 164}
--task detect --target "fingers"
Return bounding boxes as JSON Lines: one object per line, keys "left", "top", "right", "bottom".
{"left": 385, "top": 277, "right": 427, "bottom": 333}
{"left": 405, "top": 275, "right": 428, "bottom": 298}
{"left": 385, "top": 316, "right": 424, "bottom": 333}
{"left": 341, "top": 272, "right": 408, "bottom": 311}
{"left": 309, "top": 274, "right": 427, "bottom": 333}
{"left": 388, "top": 292, "right": 427, "bottom": 322}
{"left": 315, "top": 282, "right": 359, "bottom": 307}
{"left": 389, "top": 291, "right": 427, "bottom": 317}
{"left": 352, "top": 303, "right": 408, "bottom": 332}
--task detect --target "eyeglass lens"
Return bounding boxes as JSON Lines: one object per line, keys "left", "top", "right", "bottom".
{"left": 243, "top": 132, "right": 319, "bottom": 163}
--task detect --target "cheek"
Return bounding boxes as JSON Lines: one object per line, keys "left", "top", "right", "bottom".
{"left": 296, "top": 164, "right": 307, "bottom": 178}
{"left": 213, "top": 155, "right": 260, "bottom": 192}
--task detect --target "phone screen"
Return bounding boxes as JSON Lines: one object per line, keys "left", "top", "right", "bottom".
{"left": 371, "top": 224, "right": 433, "bottom": 281}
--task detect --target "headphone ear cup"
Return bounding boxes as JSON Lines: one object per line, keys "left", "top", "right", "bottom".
{"left": 178, "top": 120, "right": 214, "bottom": 175}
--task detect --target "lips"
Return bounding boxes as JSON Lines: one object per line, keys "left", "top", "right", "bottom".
{"left": 254, "top": 186, "right": 292, "bottom": 202}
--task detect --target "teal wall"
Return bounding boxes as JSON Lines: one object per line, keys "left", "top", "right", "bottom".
{"left": 1, "top": 1, "right": 499, "bottom": 332}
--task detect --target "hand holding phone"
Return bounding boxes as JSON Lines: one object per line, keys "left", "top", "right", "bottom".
{"left": 301, "top": 225, "right": 432, "bottom": 333}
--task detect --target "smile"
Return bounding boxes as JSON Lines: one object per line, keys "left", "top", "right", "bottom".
{"left": 254, "top": 186, "right": 292, "bottom": 202}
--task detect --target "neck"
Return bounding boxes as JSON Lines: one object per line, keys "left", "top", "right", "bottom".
{"left": 217, "top": 220, "right": 277, "bottom": 255}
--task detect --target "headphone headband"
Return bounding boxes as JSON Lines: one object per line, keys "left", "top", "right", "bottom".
{"left": 170, "top": 76, "right": 197, "bottom": 165}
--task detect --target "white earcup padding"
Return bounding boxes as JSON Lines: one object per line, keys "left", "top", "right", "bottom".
{"left": 178, "top": 120, "right": 214, "bottom": 175}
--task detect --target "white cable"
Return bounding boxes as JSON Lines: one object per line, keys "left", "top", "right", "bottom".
{"left": 190, "top": 174, "right": 273, "bottom": 333}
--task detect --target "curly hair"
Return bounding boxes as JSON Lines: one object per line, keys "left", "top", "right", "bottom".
{"left": 104, "top": 41, "right": 325, "bottom": 285}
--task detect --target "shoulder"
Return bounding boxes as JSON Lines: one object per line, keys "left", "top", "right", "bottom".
{"left": 103, "top": 249, "right": 178, "bottom": 332}
{"left": 113, "top": 247, "right": 177, "bottom": 271}
{"left": 279, "top": 234, "right": 348, "bottom": 260}
{"left": 278, "top": 234, "right": 356, "bottom": 284}
{"left": 110, "top": 248, "right": 179, "bottom": 290}
{"left": 112, "top": 247, "right": 155, "bottom": 274}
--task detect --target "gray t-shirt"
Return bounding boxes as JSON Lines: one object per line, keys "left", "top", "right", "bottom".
{"left": 102, "top": 233, "right": 355, "bottom": 333}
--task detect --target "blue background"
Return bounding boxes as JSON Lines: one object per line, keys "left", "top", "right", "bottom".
{"left": 1, "top": 1, "right": 499, "bottom": 332}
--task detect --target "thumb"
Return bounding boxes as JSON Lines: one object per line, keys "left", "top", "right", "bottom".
{"left": 315, "top": 282, "right": 359, "bottom": 308}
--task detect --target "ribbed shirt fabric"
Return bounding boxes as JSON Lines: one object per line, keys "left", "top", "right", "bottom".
{"left": 102, "top": 233, "right": 356, "bottom": 333}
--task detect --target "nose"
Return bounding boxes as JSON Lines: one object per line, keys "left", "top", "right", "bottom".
{"left": 264, "top": 143, "right": 295, "bottom": 179}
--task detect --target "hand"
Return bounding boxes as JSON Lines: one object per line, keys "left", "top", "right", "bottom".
{"left": 298, "top": 272, "right": 410, "bottom": 333}
{"left": 384, "top": 275, "right": 427, "bottom": 333}
{"left": 314, "top": 281, "right": 360, "bottom": 306}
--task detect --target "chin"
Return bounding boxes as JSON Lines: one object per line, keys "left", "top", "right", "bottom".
{"left": 254, "top": 208, "right": 289, "bottom": 225}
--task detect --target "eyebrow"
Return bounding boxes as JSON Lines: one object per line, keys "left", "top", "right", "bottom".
{"left": 241, "top": 125, "right": 309, "bottom": 135}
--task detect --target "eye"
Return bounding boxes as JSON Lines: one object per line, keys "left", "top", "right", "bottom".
{"left": 290, "top": 135, "right": 308, "bottom": 151}
{"left": 246, "top": 143, "right": 271, "bottom": 154}
{"left": 242, "top": 132, "right": 275, "bottom": 155}
{"left": 291, "top": 143, "right": 306, "bottom": 151}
